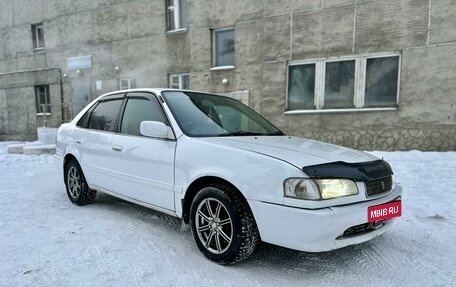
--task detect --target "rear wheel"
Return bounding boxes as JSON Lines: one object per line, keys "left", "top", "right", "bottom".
{"left": 64, "top": 159, "right": 96, "bottom": 206}
{"left": 190, "top": 184, "right": 259, "bottom": 264}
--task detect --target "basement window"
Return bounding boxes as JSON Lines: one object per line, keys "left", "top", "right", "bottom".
{"left": 32, "top": 23, "right": 45, "bottom": 50}
{"left": 166, "top": 0, "right": 187, "bottom": 32}
{"left": 286, "top": 54, "right": 400, "bottom": 113}
{"left": 169, "top": 74, "right": 189, "bottom": 89}
{"left": 35, "top": 85, "right": 51, "bottom": 115}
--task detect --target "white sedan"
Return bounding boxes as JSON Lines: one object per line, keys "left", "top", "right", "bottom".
{"left": 55, "top": 88, "right": 402, "bottom": 264}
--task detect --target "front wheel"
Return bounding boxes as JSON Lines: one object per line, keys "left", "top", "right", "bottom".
{"left": 190, "top": 185, "right": 259, "bottom": 264}
{"left": 64, "top": 159, "right": 97, "bottom": 206}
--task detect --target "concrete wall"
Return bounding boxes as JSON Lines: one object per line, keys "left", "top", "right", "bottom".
{"left": 257, "top": 0, "right": 456, "bottom": 151}
{"left": 0, "top": 0, "right": 454, "bottom": 150}
{"left": 0, "top": 69, "right": 62, "bottom": 140}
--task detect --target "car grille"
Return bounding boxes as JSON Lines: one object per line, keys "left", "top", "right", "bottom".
{"left": 366, "top": 176, "right": 392, "bottom": 197}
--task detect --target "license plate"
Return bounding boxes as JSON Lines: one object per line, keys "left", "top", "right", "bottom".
{"left": 368, "top": 201, "right": 402, "bottom": 223}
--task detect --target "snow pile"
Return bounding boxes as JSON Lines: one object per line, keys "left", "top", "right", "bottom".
{"left": 0, "top": 142, "right": 455, "bottom": 286}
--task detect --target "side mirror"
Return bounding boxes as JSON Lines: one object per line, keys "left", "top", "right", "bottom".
{"left": 140, "top": 121, "right": 173, "bottom": 139}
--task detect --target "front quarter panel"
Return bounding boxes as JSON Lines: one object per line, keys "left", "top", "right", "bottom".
{"left": 174, "top": 136, "right": 306, "bottom": 217}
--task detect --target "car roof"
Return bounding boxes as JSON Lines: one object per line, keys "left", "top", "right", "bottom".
{"left": 99, "top": 88, "right": 208, "bottom": 98}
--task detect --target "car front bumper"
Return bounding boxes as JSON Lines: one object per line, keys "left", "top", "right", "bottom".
{"left": 248, "top": 185, "right": 402, "bottom": 252}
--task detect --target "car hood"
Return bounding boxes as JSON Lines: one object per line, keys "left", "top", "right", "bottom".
{"left": 195, "top": 136, "right": 379, "bottom": 168}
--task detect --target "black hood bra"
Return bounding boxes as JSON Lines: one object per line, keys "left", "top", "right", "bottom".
{"left": 302, "top": 160, "right": 393, "bottom": 182}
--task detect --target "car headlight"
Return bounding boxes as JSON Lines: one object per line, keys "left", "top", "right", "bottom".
{"left": 284, "top": 178, "right": 358, "bottom": 200}
{"left": 284, "top": 178, "right": 321, "bottom": 200}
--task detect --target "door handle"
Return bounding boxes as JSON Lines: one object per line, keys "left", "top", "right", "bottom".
{"left": 112, "top": 145, "right": 123, "bottom": 152}
{"left": 76, "top": 139, "right": 81, "bottom": 144}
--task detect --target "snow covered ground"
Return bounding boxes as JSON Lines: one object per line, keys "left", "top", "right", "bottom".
{"left": 0, "top": 142, "right": 455, "bottom": 287}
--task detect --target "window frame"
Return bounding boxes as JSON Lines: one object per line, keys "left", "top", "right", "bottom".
{"left": 85, "top": 98, "right": 125, "bottom": 132}
{"left": 117, "top": 92, "right": 176, "bottom": 140}
{"left": 212, "top": 27, "right": 236, "bottom": 69}
{"left": 363, "top": 54, "right": 402, "bottom": 108}
{"left": 285, "top": 53, "right": 401, "bottom": 114}
{"left": 35, "top": 85, "right": 51, "bottom": 115}
{"left": 76, "top": 101, "right": 99, "bottom": 128}
{"left": 75, "top": 91, "right": 176, "bottom": 139}
{"left": 323, "top": 58, "right": 357, "bottom": 109}
{"left": 75, "top": 93, "right": 126, "bottom": 133}
{"left": 118, "top": 95, "right": 167, "bottom": 138}
{"left": 166, "top": 0, "right": 187, "bottom": 33}
{"left": 168, "top": 73, "right": 189, "bottom": 89}
{"left": 119, "top": 78, "right": 137, "bottom": 90}
{"left": 31, "top": 23, "right": 45, "bottom": 51}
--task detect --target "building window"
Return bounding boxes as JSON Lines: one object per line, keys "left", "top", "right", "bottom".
{"left": 213, "top": 27, "right": 235, "bottom": 68}
{"left": 35, "top": 85, "right": 51, "bottom": 114}
{"left": 169, "top": 74, "right": 189, "bottom": 89}
{"left": 287, "top": 64, "right": 315, "bottom": 110}
{"left": 287, "top": 54, "right": 400, "bottom": 112}
{"left": 32, "top": 23, "right": 45, "bottom": 50}
{"left": 166, "top": 0, "right": 187, "bottom": 31}
{"left": 119, "top": 78, "right": 137, "bottom": 90}
{"left": 364, "top": 57, "right": 400, "bottom": 107}
{"left": 324, "top": 60, "right": 356, "bottom": 109}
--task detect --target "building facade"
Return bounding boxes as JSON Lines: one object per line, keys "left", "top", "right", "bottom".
{"left": 0, "top": 0, "right": 455, "bottom": 150}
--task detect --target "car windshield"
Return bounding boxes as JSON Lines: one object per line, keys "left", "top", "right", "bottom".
{"left": 162, "top": 91, "right": 284, "bottom": 137}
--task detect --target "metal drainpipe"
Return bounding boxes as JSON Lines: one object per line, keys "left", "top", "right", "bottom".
{"left": 58, "top": 68, "right": 65, "bottom": 122}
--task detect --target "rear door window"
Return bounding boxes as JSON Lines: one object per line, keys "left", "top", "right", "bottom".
{"left": 76, "top": 103, "right": 97, "bottom": 128}
{"left": 120, "top": 95, "right": 166, "bottom": 137}
{"left": 87, "top": 99, "right": 123, "bottom": 132}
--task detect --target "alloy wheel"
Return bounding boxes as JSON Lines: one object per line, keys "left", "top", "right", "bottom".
{"left": 195, "top": 198, "right": 233, "bottom": 254}
{"left": 67, "top": 166, "right": 82, "bottom": 199}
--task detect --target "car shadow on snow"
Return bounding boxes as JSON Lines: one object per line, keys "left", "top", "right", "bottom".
{"left": 91, "top": 191, "right": 382, "bottom": 275}
{"left": 239, "top": 242, "right": 373, "bottom": 273}
{"left": 91, "top": 192, "right": 184, "bottom": 233}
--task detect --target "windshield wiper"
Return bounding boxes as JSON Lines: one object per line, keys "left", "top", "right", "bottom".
{"left": 265, "top": 130, "right": 286, "bottom": 136}
{"left": 217, "top": 130, "right": 285, "bottom": 137}
{"left": 217, "top": 131, "right": 266, "bottom": 137}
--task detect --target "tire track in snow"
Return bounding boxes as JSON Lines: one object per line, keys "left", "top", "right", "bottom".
{"left": 359, "top": 243, "right": 395, "bottom": 272}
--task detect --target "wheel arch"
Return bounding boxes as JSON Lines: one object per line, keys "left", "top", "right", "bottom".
{"left": 182, "top": 176, "right": 252, "bottom": 224}
{"left": 63, "top": 153, "right": 78, "bottom": 171}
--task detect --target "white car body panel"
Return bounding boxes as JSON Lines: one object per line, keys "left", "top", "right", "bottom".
{"left": 249, "top": 185, "right": 402, "bottom": 252}
{"left": 107, "top": 134, "right": 176, "bottom": 211}
{"left": 55, "top": 88, "right": 403, "bottom": 253}
{"left": 173, "top": 136, "right": 306, "bottom": 217}
{"left": 195, "top": 136, "right": 378, "bottom": 168}
{"left": 72, "top": 127, "right": 113, "bottom": 189}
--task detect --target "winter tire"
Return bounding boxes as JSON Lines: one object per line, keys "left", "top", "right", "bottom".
{"left": 64, "top": 159, "right": 97, "bottom": 206}
{"left": 190, "top": 184, "right": 259, "bottom": 264}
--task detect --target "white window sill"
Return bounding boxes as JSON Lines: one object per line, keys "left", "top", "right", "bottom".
{"left": 33, "top": 47, "right": 45, "bottom": 52}
{"left": 210, "top": 65, "right": 236, "bottom": 71}
{"left": 284, "top": 107, "right": 398, "bottom": 115}
{"left": 36, "top": 113, "right": 52, "bottom": 116}
{"left": 166, "top": 28, "right": 188, "bottom": 35}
